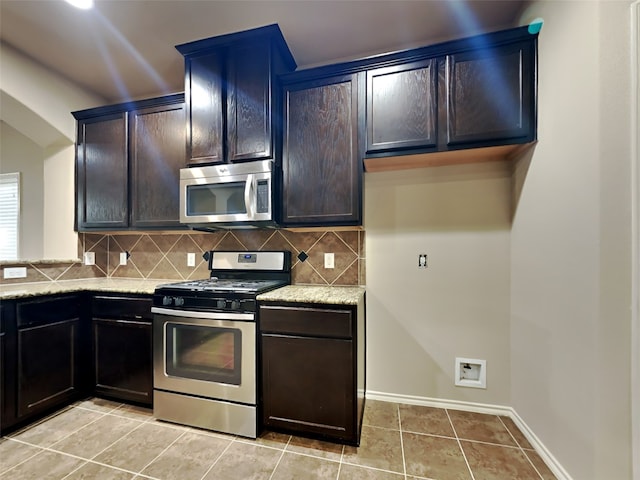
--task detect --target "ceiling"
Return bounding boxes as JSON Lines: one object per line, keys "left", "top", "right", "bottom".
{"left": 0, "top": 0, "right": 529, "bottom": 104}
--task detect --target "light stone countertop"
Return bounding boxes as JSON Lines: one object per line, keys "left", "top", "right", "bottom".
{"left": 0, "top": 279, "right": 366, "bottom": 305}
{"left": 0, "top": 259, "right": 81, "bottom": 266}
{"left": 257, "top": 285, "right": 365, "bottom": 305}
{"left": 0, "top": 278, "right": 175, "bottom": 300}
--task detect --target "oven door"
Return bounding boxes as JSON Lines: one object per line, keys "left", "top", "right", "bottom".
{"left": 152, "top": 308, "right": 256, "bottom": 405}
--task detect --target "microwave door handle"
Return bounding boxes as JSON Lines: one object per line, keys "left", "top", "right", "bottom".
{"left": 244, "top": 174, "right": 255, "bottom": 217}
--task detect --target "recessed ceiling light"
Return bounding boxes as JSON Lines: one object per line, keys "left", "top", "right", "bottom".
{"left": 64, "top": 0, "right": 94, "bottom": 10}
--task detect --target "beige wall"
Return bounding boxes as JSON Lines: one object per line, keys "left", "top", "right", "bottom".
{"left": 0, "top": 42, "right": 105, "bottom": 260}
{"left": 0, "top": 122, "right": 44, "bottom": 259}
{"left": 364, "top": 161, "right": 512, "bottom": 405}
{"left": 512, "top": 2, "right": 633, "bottom": 479}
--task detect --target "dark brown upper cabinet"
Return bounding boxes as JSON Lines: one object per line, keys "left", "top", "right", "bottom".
{"left": 129, "top": 102, "right": 186, "bottom": 229}
{"left": 362, "top": 25, "right": 538, "bottom": 171}
{"left": 366, "top": 58, "right": 438, "bottom": 154}
{"left": 280, "top": 72, "right": 364, "bottom": 227}
{"left": 443, "top": 40, "right": 534, "bottom": 147}
{"left": 75, "top": 112, "right": 129, "bottom": 230}
{"left": 176, "top": 24, "right": 296, "bottom": 166}
{"left": 73, "top": 94, "right": 185, "bottom": 231}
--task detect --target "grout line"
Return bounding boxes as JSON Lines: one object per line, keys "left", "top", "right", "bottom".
{"left": 396, "top": 404, "right": 407, "bottom": 479}
{"left": 498, "top": 416, "right": 545, "bottom": 480}
{"left": 198, "top": 436, "right": 237, "bottom": 480}
{"left": 83, "top": 416, "right": 149, "bottom": 462}
{"left": 135, "top": 428, "right": 189, "bottom": 476}
{"left": 6, "top": 404, "right": 76, "bottom": 437}
{"left": 0, "top": 439, "right": 48, "bottom": 476}
{"left": 267, "top": 435, "right": 292, "bottom": 480}
{"left": 339, "top": 460, "right": 409, "bottom": 477}
{"left": 5, "top": 437, "right": 154, "bottom": 480}
{"left": 335, "top": 443, "right": 345, "bottom": 480}
{"left": 445, "top": 409, "right": 476, "bottom": 480}
{"left": 257, "top": 229, "right": 278, "bottom": 251}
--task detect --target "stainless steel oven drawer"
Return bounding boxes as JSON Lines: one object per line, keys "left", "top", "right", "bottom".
{"left": 154, "top": 390, "right": 256, "bottom": 438}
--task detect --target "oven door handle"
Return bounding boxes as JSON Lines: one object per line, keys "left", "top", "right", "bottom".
{"left": 151, "top": 307, "right": 254, "bottom": 321}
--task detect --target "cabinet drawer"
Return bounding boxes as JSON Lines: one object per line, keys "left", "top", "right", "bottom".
{"left": 260, "top": 306, "right": 352, "bottom": 339}
{"left": 17, "top": 296, "right": 80, "bottom": 328}
{"left": 92, "top": 296, "right": 152, "bottom": 321}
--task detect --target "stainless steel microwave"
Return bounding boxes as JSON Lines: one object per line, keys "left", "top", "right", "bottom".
{"left": 180, "top": 160, "right": 275, "bottom": 229}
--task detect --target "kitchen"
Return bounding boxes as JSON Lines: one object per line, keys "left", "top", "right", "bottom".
{"left": 0, "top": 1, "right": 637, "bottom": 480}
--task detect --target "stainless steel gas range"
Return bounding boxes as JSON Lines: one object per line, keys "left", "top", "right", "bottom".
{"left": 151, "top": 250, "right": 291, "bottom": 438}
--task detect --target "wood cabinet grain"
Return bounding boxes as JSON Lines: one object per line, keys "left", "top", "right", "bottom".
{"left": 0, "top": 300, "right": 16, "bottom": 434}
{"left": 130, "top": 102, "right": 186, "bottom": 228}
{"left": 367, "top": 59, "right": 437, "bottom": 153}
{"left": 187, "top": 51, "right": 224, "bottom": 164}
{"left": 259, "top": 302, "right": 365, "bottom": 445}
{"left": 281, "top": 73, "right": 362, "bottom": 226}
{"left": 91, "top": 295, "right": 153, "bottom": 406}
{"left": 362, "top": 25, "right": 538, "bottom": 171}
{"left": 443, "top": 40, "right": 534, "bottom": 147}
{"left": 15, "top": 295, "right": 86, "bottom": 420}
{"left": 227, "top": 42, "right": 273, "bottom": 162}
{"left": 73, "top": 94, "right": 186, "bottom": 231}
{"left": 177, "top": 25, "right": 296, "bottom": 167}
{"left": 76, "top": 113, "right": 128, "bottom": 229}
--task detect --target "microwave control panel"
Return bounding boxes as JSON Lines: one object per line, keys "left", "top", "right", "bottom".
{"left": 256, "top": 180, "right": 269, "bottom": 213}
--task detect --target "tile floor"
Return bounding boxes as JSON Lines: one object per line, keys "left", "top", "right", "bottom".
{"left": 0, "top": 398, "right": 557, "bottom": 480}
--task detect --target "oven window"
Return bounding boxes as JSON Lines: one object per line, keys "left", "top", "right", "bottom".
{"left": 187, "top": 182, "right": 247, "bottom": 216}
{"left": 166, "top": 323, "right": 241, "bottom": 385}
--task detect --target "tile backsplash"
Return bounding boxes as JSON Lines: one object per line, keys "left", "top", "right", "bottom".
{"left": 80, "top": 229, "right": 365, "bottom": 286}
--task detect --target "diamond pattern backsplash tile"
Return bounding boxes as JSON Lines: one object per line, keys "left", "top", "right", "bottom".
{"left": 81, "top": 228, "right": 366, "bottom": 286}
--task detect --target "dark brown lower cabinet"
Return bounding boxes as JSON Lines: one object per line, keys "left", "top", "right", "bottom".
{"left": 92, "top": 295, "right": 153, "bottom": 406}
{"left": 259, "top": 302, "right": 365, "bottom": 445}
{"left": 0, "top": 300, "right": 16, "bottom": 433}
{"left": 15, "top": 295, "right": 85, "bottom": 420}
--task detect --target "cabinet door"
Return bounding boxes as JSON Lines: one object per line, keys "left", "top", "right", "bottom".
{"left": 227, "top": 42, "right": 272, "bottom": 162}
{"left": 366, "top": 59, "right": 437, "bottom": 153}
{"left": 261, "top": 334, "right": 355, "bottom": 442}
{"left": 93, "top": 318, "right": 152, "bottom": 405}
{"left": 282, "top": 74, "right": 361, "bottom": 226}
{"left": 186, "top": 51, "right": 224, "bottom": 165}
{"left": 130, "top": 102, "right": 186, "bottom": 228}
{"left": 17, "top": 319, "right": 80, "bottom": 418}
{"left": 76, "top": 113, "right": 128, "bottom": 229}
{"left": 444, "top": 41, "right": 534, "bottom": 146}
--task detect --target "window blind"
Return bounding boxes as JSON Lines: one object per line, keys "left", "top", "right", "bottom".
{"left": 0, "top": 172, "right": 21, "bottom": 260}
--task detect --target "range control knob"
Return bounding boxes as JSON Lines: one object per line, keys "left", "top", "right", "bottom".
{"left": 174, "top": 297, "right": 185, "bottom": 307}
{"left": 216, "top": 299, "right": 226, "bottom": 309}
{"left": 162, "top": 296, "right": 173, "bottom": 306}
{"left": 231, "top": 300, "right": 241, "bottom": 310}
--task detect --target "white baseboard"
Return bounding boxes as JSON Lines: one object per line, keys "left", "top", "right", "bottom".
{"left": 366, "top": 390, "right": 573, "bottom": 480}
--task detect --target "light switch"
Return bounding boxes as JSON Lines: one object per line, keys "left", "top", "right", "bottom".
{"left": 187, "top": 253, "right": 196, "bottom": 267}
{"left": 119, "top": 252, "right": 128, "bottom": 266}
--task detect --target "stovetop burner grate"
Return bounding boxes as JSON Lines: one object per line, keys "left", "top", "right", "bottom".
{"left": 158, "top": 278, "right": 286, "bottom": 293}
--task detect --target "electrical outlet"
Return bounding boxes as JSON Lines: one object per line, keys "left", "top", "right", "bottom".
{"left": 187, "top": 253, "right": 196, "bottom": 267}
{"left": 418, "top": 254, "right": 428, "bottom": 268}
{"left": 83, "top": 252, "right": 95, "bottom": 265}
{"left": 119, "top": 252, "right": 128, "bottom": 266}
{"left": 3, "top": 267, "right": 27, "bottom": 279}
{"left": 324, "top": 253, "right": 335, "bottom": 269}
